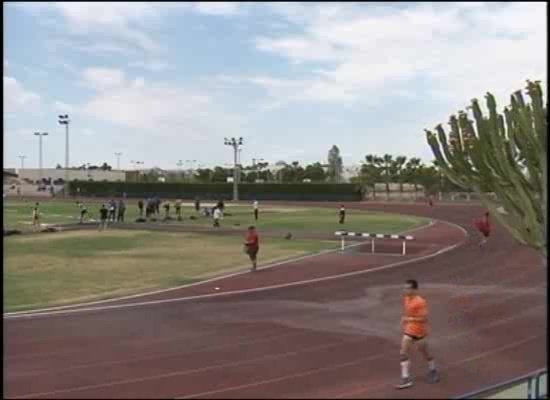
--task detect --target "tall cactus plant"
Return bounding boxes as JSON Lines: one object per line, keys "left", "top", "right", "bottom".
{"left": 426, "top": 80, "right": 547, "bottom": 261}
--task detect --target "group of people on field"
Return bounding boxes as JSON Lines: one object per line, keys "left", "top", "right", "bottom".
{"left": 96, "top": 199, "right": 127, "bottom": 230}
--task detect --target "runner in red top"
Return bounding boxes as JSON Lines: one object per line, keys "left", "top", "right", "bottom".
{"left": 244, "top": 225, "right": 260, "bottom": 272}
{"left": 473, "top": 211, "right": 491, "bottom": 247}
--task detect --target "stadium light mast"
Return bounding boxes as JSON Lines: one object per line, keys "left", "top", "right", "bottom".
{"left": 131, "top": 160, "right": 144, "bottom": 182}
{"left": 33, "top": 132, "right": 48, "bottom": 180}
{"left": 114, "top": 152, "right": 122, "bottom": 170}
{"left": 18, "top": 155, "right": 27, "bottom": 169}
{"left": 224, "top": 137, "right": 243, "bottom": 201}
{"left": 185, "top": 160, "right": 197, "bottom": 182}
{"left": 58, "top": 114, "right": 70, "bottom": 179}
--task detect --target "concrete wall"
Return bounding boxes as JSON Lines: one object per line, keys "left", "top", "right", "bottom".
{"left": 16, "top": 169, "right": 126, "bottom": 183}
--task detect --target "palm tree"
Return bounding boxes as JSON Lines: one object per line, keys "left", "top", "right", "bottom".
{"left": 381, "top": 154, "right": 394, "bottom": 201}
{"left": 393, "top": 156, "right": 407, "bottom": 200}
{"left": 405, "top": 157, "right": 422, "bottom": 200}
{"left": 364, "top": 154, "right": 383, "bottom": 200}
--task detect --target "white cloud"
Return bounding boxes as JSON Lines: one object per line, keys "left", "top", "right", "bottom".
{"left": 3, "top": 76, "right": 41, "bottom": 113}
{"left": 47, "top": 38, "right": 139, "bottom": 57}
{"left": 17, "top": 2, "right": 244, "bottom": 56}
{"left": 132, "top": 77, "right": 145, "bottom": 88}
{"left": 82, "top": 79, "right": 211, "bottom": 132}
{"left": 254, "top": 2, "right": 547, "bottom": 108}
{"left": 193, "top": 2, "right": 241, "bottom": 16}
{"left": 22, "top": 65, "right": 48, "bottom": 78}
{"left": 129, "top": 60, "right": 174, "bottom": 72}
{"left": 18, "top": 2, "right": 163, "bottom": 54}
{"left": 82, "top": 67, "right": 126, "bottom": 91}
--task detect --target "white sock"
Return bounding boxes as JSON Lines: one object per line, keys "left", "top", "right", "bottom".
{"left": 428, "top": 359, "right": 436, "bottom": 371}
{"left": 400, "top": 360, "right": 410, "bottom": 379}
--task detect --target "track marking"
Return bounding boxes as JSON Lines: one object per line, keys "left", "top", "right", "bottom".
{"left": 8, "top": 330, "right": 310, "bottom": 377}
{"left": 4, "top": 220, "right": 439, "bottom": 318}
{"left": 171, "top": 308, "right": 543, "bottom": 399}
{"left": 4, "top": 221, "right": 466, "bottom": 320}
{"left": 11, "top": 336, "right": 370, "bottom": 399}
{"left": 334, "top": 333, "right": 543, "bottom": 398}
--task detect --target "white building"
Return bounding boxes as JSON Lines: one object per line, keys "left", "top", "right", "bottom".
{"left": 16, "top": 168, "right": 126, "bottom": 183}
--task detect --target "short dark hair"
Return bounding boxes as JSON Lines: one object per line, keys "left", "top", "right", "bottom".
{"left": 405, "top": 279, "right": 418, "bottom": 289}
{"left": 248, "top": 225, "right": 255, "bottom": 230}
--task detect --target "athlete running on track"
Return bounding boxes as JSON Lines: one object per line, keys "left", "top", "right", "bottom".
{"left": 396, "top": 279, "right": 439, "bottom": 389}
{"left": 473, "top": 211, "right": 491, "bottom": 247}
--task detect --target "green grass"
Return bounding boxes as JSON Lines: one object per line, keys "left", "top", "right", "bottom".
{"left": 3, "top": 199, "right": 428, "bottom": 234}
{"left": 4, "top": 230, "right": 339, "bottom": 312}
{"left": 3, "top": 200, "right": 428, "bottom": 312}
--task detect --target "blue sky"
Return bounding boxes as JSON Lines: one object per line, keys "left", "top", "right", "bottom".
{"left": 4, "top": 2, "right": 547, "bottom": 170}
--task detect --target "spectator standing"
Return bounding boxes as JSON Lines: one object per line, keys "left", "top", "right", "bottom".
{"left": 117, "top": 199, "right": 126, "bottom": 222}
{"left": 175, "top": 199, "right": 182, "bottom": 221}
{"left": 155, "top": 196, "right": 161, "bottom": 215}
{"left": 108, "top": 200, "right": 116, "bottom": 222}
{"left": 99, "top": 204, "right": 109, "bottom": 231}
{"left": 253, "top": 200, "right": 259, "bottom": 221}
{"left": 339, "top": 205, "right": 346, "bottom": 224}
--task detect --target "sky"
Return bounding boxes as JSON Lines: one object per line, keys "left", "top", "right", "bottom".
{"left": 3, "top": 2, "right": 547, "bottom": 170}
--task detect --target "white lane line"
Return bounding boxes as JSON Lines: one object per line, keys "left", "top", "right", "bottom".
{"left": 10, "top": 295, "right": 537, "bottom": 400}
{"left": 11, "top": 336, "right": 369, "bottom": 399}
{"left": 177, "top": 333, "right": 543, "bottom": 399}
{"left": 4, "top": 221, "right": 466, "bottom": 320}
{"left": 4, "top": 220, "right": 436, "bottom": 317}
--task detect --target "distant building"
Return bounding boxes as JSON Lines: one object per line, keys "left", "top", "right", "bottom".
{"left": 3, "top": 169, "right": 18, "bottom": 184}
{"left": 16, "top": 168, "right": 126, "bottom": 183}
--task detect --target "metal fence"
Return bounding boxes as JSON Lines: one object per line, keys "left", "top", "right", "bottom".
{"left": 456, "top": 368, "right": 547, "bottom": 399}
{"left": 362, "top": 191, "right": 498, "bottom": 203}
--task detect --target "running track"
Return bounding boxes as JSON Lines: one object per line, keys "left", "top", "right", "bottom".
{"left": 4, "top": 202, "right": 546, "bottom": 398}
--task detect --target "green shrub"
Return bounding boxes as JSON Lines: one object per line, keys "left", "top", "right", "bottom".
{"left": 69, "top": 181, "right": 362, "bottom": 201}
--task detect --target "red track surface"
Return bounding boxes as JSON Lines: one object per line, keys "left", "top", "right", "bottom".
{"left": 4, "top": 202, "right": 546, "bottom": 399}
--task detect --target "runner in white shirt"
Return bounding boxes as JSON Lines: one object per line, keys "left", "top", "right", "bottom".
{"left": 213, "top": 207, "right": 222, "bottom": 228}
{"left": 253, "top": 200, "right": 259, "bottom": 221}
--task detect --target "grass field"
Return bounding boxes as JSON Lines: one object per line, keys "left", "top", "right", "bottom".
{"left": 3, "top": 199, "right": 428, "bottom": 234}
{"left": 4, "top": 199, "right": 428, "bottom": 312}
{"left": 4, "top": 230, "right": 340, "bottom": 312}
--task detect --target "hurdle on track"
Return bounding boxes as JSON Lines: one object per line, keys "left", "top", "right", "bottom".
{"left": 335, "top": 231, "right": 414, "bottom": 255}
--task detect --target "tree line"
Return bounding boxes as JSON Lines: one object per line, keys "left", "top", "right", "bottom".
{"left": 351, "top": 154, "right": 463, "bottom": 199}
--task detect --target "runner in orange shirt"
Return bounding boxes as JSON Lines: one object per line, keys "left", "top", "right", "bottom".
{"left": 396, "top": 279, "right": 439, "bottom": 389}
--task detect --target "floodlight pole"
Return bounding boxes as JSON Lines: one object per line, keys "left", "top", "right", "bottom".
{"left": 224, "top": 137, "right": 243, "bottom": 201}
{"left": 34, "top": 132, "right": 48, "bottom": 180}
{"left": 115, "top": 152, "right": 122, "bottom": 170}
{"left": 58, "top": 114, "right": 70, "bottom": 195}
{"left": 18, "top": 155, "right": 26, "bottom": 169}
